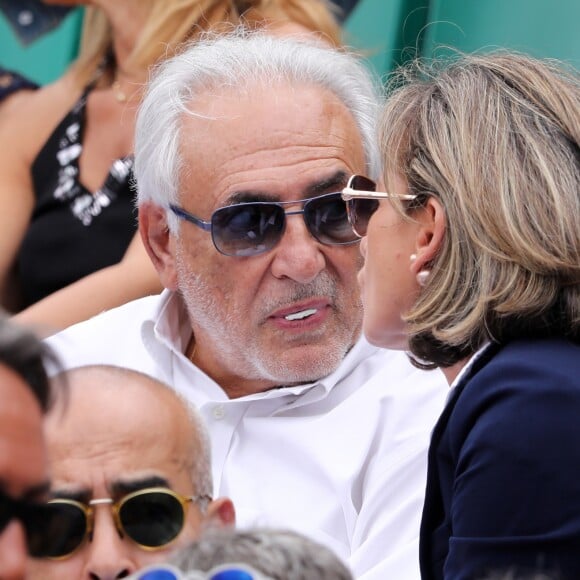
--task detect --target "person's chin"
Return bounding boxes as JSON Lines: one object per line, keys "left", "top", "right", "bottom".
{"left": 363, "top": 324, "right": 406, "bottom": 351}
{"left": 268, "top": 341, "right": 349, "bottom": 384}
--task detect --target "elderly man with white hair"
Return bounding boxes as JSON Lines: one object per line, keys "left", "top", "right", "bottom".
{"left": 46, "top": 31, "right": 448, "bottom": 579}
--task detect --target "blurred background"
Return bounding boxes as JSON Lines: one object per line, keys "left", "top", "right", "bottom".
{"left": 346, "top": 0, "right": 580, "bottom": 80}
{"left": 1, "top": 0, "right": 579, "bottom": 86}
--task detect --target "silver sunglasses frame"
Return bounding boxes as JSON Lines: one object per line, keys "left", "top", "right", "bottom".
{"left": 341, "top": 175, "right": 417, "bottom": 202}
{"left": 341, "top": 175, "right": 418, "bottom": 237}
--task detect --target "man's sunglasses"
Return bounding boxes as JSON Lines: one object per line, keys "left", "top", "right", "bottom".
{"left": 169, "top": 190, "right": 359, "bottom": 257}
{"left": 341, "top": 175, "right": 418, "bottom": 237}
{"left": 0, "top": 488, "right": 56, "bottom": 558}
{"left": 40, "top": 487, "right": 212, "bottom": 559}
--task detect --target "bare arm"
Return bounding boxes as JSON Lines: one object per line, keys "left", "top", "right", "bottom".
{"left": 0, "top": 93, "right": 37, "bottom": 311}
{"left": 13, "top": 231, "right": 163, "bottom": 337}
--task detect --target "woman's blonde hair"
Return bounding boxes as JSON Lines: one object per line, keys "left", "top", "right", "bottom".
{"left": 379, "top": 52, "right": 580, "bottom": 368}
{"left": 73, "top": 0, "right": 341, "bottom": 87}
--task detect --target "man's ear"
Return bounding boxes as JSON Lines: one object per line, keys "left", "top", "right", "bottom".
{"left": 138, "top": 202, "right": 178, "bottom": 290}
{"left": 410, "top": 196, "right": 446, "bottom": 276}
{"left": 205, "top": 497, "right": 236, "bottom": 528}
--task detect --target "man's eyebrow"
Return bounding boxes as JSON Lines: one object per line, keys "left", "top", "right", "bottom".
{"left": 227, "top": 190, "right": 275, "bottom": 204}
{"left": 0, "top": 479, "right": 52, "bottom": 501}
{"left": 50, "top": 487, "right": 91, "bottom": 503}
{"left": 49, "top": 476, "right": 170, "bottom": 503}
{"left": 22, "top": 480, "right": 52, "bottom": 501}
{"left": 225, "top": 170, "right": 350, "bottom": 205}
{"left": 305, "top": 171, "right": 349, "bottom": 196}
{"left": 110, "top": 475, "right": 170, "bottom": 497}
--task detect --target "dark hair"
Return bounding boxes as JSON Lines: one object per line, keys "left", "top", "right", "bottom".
{"left": 0, "top": 314, "right": 59, "bottom": 412}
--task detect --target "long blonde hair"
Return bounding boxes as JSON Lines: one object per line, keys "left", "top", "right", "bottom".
{"left": 73, "top": 0, "right": 341, "bottom": 87}
{"left": 379, "top": 52, "right": 580, "bottom": 368}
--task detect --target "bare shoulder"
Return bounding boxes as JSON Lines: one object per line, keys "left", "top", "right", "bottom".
{"left": 0, "top": 71, "right": 83, "bottom": 164}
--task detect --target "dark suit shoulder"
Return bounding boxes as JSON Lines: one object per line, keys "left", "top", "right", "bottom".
{"left": 448, "top": 337, "right": 580, "bottom": 447}
{"left": 435, "top": 337, "right": 580, "bottom": 579}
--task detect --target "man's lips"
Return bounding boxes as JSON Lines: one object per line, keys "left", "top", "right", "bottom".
{"left": 269, "top": 299, "right": 331, "bottom": 323}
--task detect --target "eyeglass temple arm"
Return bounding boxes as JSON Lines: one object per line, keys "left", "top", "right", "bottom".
{"left": 189, "top": 494, "right": 213, "bottom": 504}
{"left": 169, "top": 204, "right": 212, "bottom": 231}
{"left": 341, "top": 187, "right": 379, "bottom": 201}
{"left": 341, "top": 187, "right": 418, "bottom": 202}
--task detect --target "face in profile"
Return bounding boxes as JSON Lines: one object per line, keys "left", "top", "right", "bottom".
{"left": 0, "top": 364, "right": 48, "bottom": 579}
{"left": 358, "top": 173, "right": 425, "bottom": 350}
{"left": 156, "top": 82, "right": 367, "bottom": 394}
{"left": 27, "top": 374, "right": 233, "bottom": 579}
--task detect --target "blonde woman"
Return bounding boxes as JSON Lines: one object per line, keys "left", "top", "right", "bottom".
{"left": 342, "top": 52, "right": 580, "bottom": 578}
{"left": 0, "top": 0, "right": 341, "bottom": 335}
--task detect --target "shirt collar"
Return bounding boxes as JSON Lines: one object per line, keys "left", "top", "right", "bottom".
{"left": 139, "top": 289, "right": 377, "bottom": 401}
{"left": 448, "top": 340, "right": 494, "bottom": 393}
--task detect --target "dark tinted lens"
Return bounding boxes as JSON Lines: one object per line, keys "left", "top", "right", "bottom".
{"left": 348, "top": 198, "right": 379, "bottom": 237}
{"left": 0, "top": 492, "right": 14, "bottom": 533}
{"left": 120, "top": 492, "right": 184, "bottom": 548}
{"left": 28, "top": 502, "right": 87, "bottom": 558}
{"left": 212, "top": 203, "right": 285, "bottom": 256}
{"left": 346, "top": 175, "right": 378, "bottom": 237}
{"left": 305, "top": 193, "right": 358, "bottom": 245}
{"left": 350, "top": 175, "right": 376, "bottom": 191}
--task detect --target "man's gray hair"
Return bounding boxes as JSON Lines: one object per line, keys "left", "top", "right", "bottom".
{"left": 134, "top": 29, "right": 382, "bottom": 230}
{"left": 172, "top": 527, "right": 353, "bottom": 580}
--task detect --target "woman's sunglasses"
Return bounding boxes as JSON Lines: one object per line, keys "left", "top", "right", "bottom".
{"left": 0, "top": 489, "right": 55, "bottom": 559}
{"left": 40, "top": 487, "right": 212, "bottom": 559}
{"left": 341, "top": 175, "right": 418, "bottom": 237}
{"left": 169, "top": 190, "right": 359, "bottom": 257}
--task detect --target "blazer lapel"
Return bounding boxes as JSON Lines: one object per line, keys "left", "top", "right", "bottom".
{"left": 419, "top": 343, "right": 501, "bottom": 579}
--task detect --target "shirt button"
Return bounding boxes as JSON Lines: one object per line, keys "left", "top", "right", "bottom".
{"left": 212, "top": 405, "right": 225, "bottom": 420}
{"left": 18, "top": 10, "right": 35, "bottom": 26}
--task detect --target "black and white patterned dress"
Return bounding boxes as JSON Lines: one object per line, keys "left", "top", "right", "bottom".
{"left": 17, "top": 86, "right": 138, "bottom": 307}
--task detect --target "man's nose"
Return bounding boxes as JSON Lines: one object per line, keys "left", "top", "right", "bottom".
{"left": 82, "top": 509, "right": 135, "bottom": 580}
{"left": 270, "top": 212, "right": 326, "bottom": 284}
{"left": 0, "top": 519, "right": 27, "bottom": 580}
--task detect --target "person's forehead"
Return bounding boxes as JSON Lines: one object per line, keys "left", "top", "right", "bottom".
{"left": 0, "top": 362, "right": 29, "bottom": 393}
{"left": 46, "top": 435, "right": 194, "bottom": 498}
{"left": 45, "top": 384, "right": 195, "bottom": 492}
{"left": 47, "top": 382, "right": 192, "bottom": 446}
{"left": 0, "top": 364, "right": 48, "bottom": 498}
{"left": 183, "top": 81, "right": 362, "bottom": 151}
{"left": 0, "top": 363, "right": 43, "bottom": 422}
{"left": 179, "top": 81, "right": 366, "bottom": 205}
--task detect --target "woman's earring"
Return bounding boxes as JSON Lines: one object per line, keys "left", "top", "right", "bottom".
{"left": 411, "top": 254, "right": 430, "bottom": 286}
{"left": 416, "top": 269, "right": 431, "bottom": 287}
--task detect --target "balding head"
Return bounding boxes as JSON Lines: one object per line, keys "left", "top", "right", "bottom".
{"left": 29, "top": 365, "right": 234, "bottom": 580}
{"left": 49, "top": 365, "right": 212, "bottom": 498}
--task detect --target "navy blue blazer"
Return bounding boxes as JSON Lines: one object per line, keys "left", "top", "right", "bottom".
{"left": 419, "top": 337, "right": 580, "bottom": 580}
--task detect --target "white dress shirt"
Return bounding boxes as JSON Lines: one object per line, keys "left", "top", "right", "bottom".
{"left": 46, "top": 290, "right": 448, "bottom": 579}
